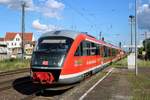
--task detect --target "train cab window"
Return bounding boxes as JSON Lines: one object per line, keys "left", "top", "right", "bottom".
{"left": 32, "top": 37, "right": 74, "bottom": 67}
{"left": 75, "top": 44, "right": 82, "bottom": 56}
{"left": 37, "top": 37, "right": 73, "bottom": 53}
{"left": 75, "top": 41, "right": 87, "bottom": 56}
{"left": 75, "top": 41, "right": 89, "bottom": 56}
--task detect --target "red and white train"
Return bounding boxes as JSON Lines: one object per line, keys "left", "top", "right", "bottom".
{"left": 31, "top": 30, "right": 125, "bottom": 85}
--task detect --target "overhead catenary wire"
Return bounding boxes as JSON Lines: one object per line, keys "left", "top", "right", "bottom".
{"left": 62, "top": 0, "right": 98, "bottom": 33}
{"left": 61, "top": 0, "right": 106, "bottom": 39}
{"left": 62, "top": 0, "right": 93, "bottom": 25}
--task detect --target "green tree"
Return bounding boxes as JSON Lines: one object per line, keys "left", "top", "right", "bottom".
{"left": 138, "top": 47, "right": 144, "bottom": 59}
{"left": 143, "top": 38, "right": 150, "bottom": 60}
{"left": 138, "top": 47, "right": 144, "bottom": 55}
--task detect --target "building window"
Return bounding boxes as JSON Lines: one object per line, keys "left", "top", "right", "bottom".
{"left": 16, "top": 38, "right": 20, "bottom": 41}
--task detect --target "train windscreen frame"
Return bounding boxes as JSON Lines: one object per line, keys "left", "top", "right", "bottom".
{"left": 31, "top": 36, "right": 73, "bottom": 67}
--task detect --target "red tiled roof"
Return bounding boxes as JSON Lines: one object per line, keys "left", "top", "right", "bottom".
{"left": 0, "top": 38, "right": 4, "bottom": 41}
{"left": 5, "top": 32, "right": 33, "bottom": 41}
{"left": 5, "top": 32, "right": 17, "bottom": 41}
{"left": 21, "top": 33, "right": 33, "bottom": 41}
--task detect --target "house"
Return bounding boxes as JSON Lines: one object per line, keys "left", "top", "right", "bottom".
{"left": 4, "top": 32, "right": 35, "bottom": 58}
{"left": 0, "top": 38, "right": 8, "bottom": 60}
{"left": 24, "top": 41, "right": 36, "bottom": 59}
{"left": 0, "top": 38, "right": 5, "bottom": 45}
{"left": 0, "top": 38, "right": 7, "bottom": 54}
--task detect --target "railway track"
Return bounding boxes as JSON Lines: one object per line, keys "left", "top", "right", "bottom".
{"left": 21, "top": 89, "right": 47, "bottom": 100}
{"left": 0, "top": 76, "right": 31, "bottom": 92}
{"left": 0, "top": 68, "right": 29, "bottom": 77}
{"left": 0, "top": 67, "right": 76, "bottom": 100}
{"left": 21, "top": 67, "right": 110, "bottom": 100}
{"left": 21, "top": 83, "right": 78, "bottom": 100}
{"left": 0, "top": 68, "right": 30, "bottom": 92}
{"left": 0, "top": 67, "right": 112, "bottom": 99}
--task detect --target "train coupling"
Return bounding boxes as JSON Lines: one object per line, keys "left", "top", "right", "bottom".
{"left": 33, "top": 72, "right": 54, "bottom": 84}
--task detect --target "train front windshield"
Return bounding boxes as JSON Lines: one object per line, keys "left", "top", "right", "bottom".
{"left": 31, "top": 37, "right": 73, "bottom": 67}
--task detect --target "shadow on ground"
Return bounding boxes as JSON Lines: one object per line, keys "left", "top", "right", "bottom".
{"left": 12, "top": 76, "right": 71, "bottom": 97}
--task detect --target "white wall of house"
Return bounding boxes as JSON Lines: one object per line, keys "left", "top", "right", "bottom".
{"left": 24, "top": 43, "right": 34, "bottom": 55}
{"left": 0, "top": 41, "right": 9, "bottom": 60}
{"left": 5, "top": 34, "right": 22, "bottom": 54}
{"left": 5, "top": 33, "right": 35, "bottom": 57}
{"left": 0, "top": 40, "right": 6, "bottom": 45}
{"left": 0, "top": 46, "right": 7, "bottom": 54}
{"left": 6, "top": 34, "right": 22, "bottom": 49}
{"left": 0, "top": 41, "right": 7, "bottom": 54}
{"left": 32, "top": 36, "right": 35, "bottom": 41}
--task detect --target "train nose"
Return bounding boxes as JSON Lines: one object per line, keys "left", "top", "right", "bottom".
{"left": 33, "top": 72, "right": 54, "bottom": 84}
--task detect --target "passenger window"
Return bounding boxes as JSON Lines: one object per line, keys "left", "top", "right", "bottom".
{"left": 112, "top": 48, "right": 116, "bottom": 56}
{"left": 75, "top": 41, "right": 100, "bottom": 56}
{"left": 82, "top": 41, "right": 88, "bottom": 56}
{"left": 96, "top": 44, "right": 100, "bottom": 55}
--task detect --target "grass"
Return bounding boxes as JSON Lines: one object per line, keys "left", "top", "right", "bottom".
{"left": 111, "top": 57, "right": 127, "bottom": 68}
{"left": 111, "top": 57, "right": 150, "bottom": 99}
{"left": 0, "top": 58, "right": 30, "bottom": 72}
{"left": 138, "top": 59, "right": 150, "bottom": 67}
{"left": 128, "top": 72, "right": 150, "bottom": 100}
{"left": 111, "top": 57, "right": 150, "bottom": 68}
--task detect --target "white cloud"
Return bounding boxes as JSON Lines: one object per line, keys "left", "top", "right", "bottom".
{"left": 42, "top": 10, "right": 62, "bottom": 19}
{"left": 0, "top": 0, "right": 10, "bottom": 4}
{"left": 0, "top": 0, "right": 35, "bottom": 11}
{"left": 32, "top": 19, "right": 62, "bottom": 32}
{"left": 32, "top": 19, "right": 48, "bottom": 31}
{"left": 41, "top": 0, "right": 65, "bottom": 19}
{"left": 138, "top": 3, "right": 150, "bottom": 30}
{"left": 0, "top": 0, "right": 65, "bottom": 19}
{"left": 46, "top": 0, "right": 64, "bottom": 10}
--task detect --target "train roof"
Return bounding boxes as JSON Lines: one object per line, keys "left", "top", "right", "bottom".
{"left": 41, "top": 30, "right": 122, "bottom": 50}
{"left": 41, "top": 30, "right": 80, "bottom": 39}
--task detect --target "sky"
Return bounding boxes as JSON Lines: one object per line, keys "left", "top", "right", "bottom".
{"left": 0, "top": 0, "right": 150, "bottom": 47}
